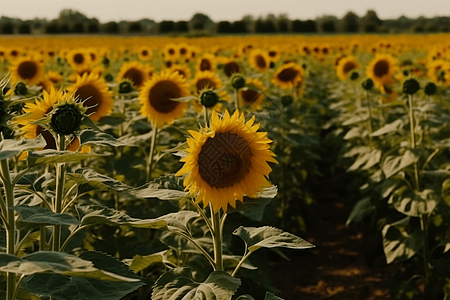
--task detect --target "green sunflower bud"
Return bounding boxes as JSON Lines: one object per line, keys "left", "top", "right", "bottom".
{"left": 362, "top": 78, "right": 374, "bottom": 91}
{"left": 51, "top": 103, "right": 83, "bottom": 135}
{"left": 350, "top": 71, "right": 359, "bottom": 81}
{"left": 200, "top": 90, "right": 219, "bottom": 108}
{"left": 403, "top": 78, "right": 420, "bottom": 95}
{"left": 424, "top": 82, "right": 437, "bottom": 96}
{"left": 281, "top": 95, "right": 293, "bottom": 107}
{"left": 231, "top": 74, "right": 245, "bottom": 90}
{"left": 15, "top": 82, "right": 27, "bottom": 96}
{"left": 119, "top": 81, "right": 133, "bottom": 94}
{"left": 104, "top": 73, "right": 113, "bottom": 82}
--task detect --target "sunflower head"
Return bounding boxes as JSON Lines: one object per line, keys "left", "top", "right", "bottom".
{"left": 199, "top": 89, "right": 220, "bottom": 108}
{"left": 272, "top": 62, "right": 304, "bottom": 89}
{"left": 139, "top": 70, "right": 189, "bottom": 126}
{"left": 281, "top": 95, "right": 293, "bottom": 107}
{"left": 424, "top": 82, "right": 437, "bottom": 96}
{"left": 116, "top": 61, "right": 149, "bottom": 90}
{"left": 366, "top": 54, "right": 398, "bottom": 87}
{"left": 9, "top": 56, "right": 44, "bottom": 86}
{"left": 118, "top": 79, "right": 134, "bottom": 94}
{"left": 403, "top": 78, "right": 420, "bottom": 95}
{"left": 239, "top": 78, "right": 266, "bottom": 110}
{"left": 362, "top": 78, "right": 374, "bottom": 91}
{"left": 14, "top": 82, "right": 28, "bottom": 96}
{"left": 50, "top": 98, "right": 85, "bottom": 136}
{"left": 248, "top": 49, "right": 271, "bottom": 73}
{"left": 176, "top": 110, "right": 278, "bottom": 212}
{"left": 349, "top": 71, "right": 359, "bottom": 81}
{"left": 231, "top": 74, "right": 246, "bottom": 90}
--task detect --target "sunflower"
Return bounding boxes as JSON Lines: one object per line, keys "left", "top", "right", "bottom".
{"left": 139, "top": 70, "right": 189, "bottom": 126}
{"left": 178, "top": 43, "right": 190, "bottom": 59}
{"left": 9, "top": 55, "right": 45, "bottom": 86}
{"left": 163, "top": 43, "right": 179, "bottom": 61}
{"left": 267, "top": 46, "right": 281, "bottom": 63}
{"left": 14, "top": 87, "right": 81, "bottom": 151}
{"left": 221, "top": 58, "right": 241, "bottom": 77}
{"left": 190, "top": 71, "right": 223, "bottom": 95}
{"left": 248, "top": 49, "right": 270, "bottom": 72}
{"left": 196, "top": 53, "right": 216, "bottom": 72}
{"left": 271, "top": 62, "right": 304, "bottom": 89}
{"left": 68, "top": 65, "right": 105, "bottom": 83}
{"left": 116, "top": 61, "right": 149, "bottom": 89}
{"left": 176, "top": 110, "right": 278, "bottom": 212}
{"left": 66, "top": 48, "right": 91, "bottom": 71}
{"left": 239, "top": 78, "right": 266, "bottom": 110}
{"left": 137, "top": 46, "right": 153, "bottom": 61}
{"left": 167, "top": 64, "right": 191, "bottom": 80}
{"left": 336, "top": 56, "right": 360, "bottom": 81}
{"left": 366, "top": 54, "right": 398, "bottom": 87}
{"left": 6, "top": 47, "right": 22, "bottom": 62}
{"left": 427, "top": 59, "right": 450, "bottom": 86}
{"left": 380, "top": 83, "right": 398, "bottom": 104}
{"left": 66, "top": 73, "right": 113, "bottom": 121}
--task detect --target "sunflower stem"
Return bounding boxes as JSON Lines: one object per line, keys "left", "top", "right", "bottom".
{"left": 1, "top": 153, "right": 16, "bottom": 300}
{"left": 146, "top": 125, "right": 158, "bottom": 182}
{"left": 203, "top": 107, "right": 209, "bottom": 127}
{"left": 52, "top": 134, "right": 66, "bottom": 252}
{"left": 234, "top": 88, "right": 239, "bottom": 112}
{"left": 365, "top": 90, "right": 373, "bottom": 144}
{"left": 210, "top": 205, "right": 223, "bottom": 271}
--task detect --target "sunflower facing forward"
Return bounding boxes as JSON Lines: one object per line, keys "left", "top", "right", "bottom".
{"left": 139, "top": 70, "right": 189, "bottom": 126}
{"left": 176, "top": 110, "right": 278, "bottom": 213}
{"left": 10, "top": 55, "right": 45, "bottom": 86}
{"left": 271, "top": 62, "right": 304, "bottom": 89}
{"left": 336, "top": 56, "right": 359, "bottom": 81}
{"left": 116, "top": 61, "right": 149, "bottom": 89}
{"left": 66, "top": 73, "right": 113, "bottom": 121}
{"left": 366, "top": 54, "right": 398, "bottom": 87}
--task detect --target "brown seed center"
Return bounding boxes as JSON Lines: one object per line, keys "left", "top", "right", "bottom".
{"left": 241, "top": 89, "right": 260, "bottom": 104}
{"left": 255, "top": 55, "right": 266, "bottom": 69}
{"left": 196, "top": 78, "right": 216, "bottom": 93}
{"left": 343, "top": 62, "right": 357, "bottom": 74}
{"left": 73, "top": 53, "right": 84, "bottom": 64}
{"left": 224, "top": 62, "right": 240, "bottom": 77}
{"left": 123, "top": 67, "right": 144, "bottom": 88}
{"left": 198, "top": 133, "right": 251, "bottom": 188}
{"left": 148, "top": 80, "right": 181, "bottom": 113}
{"left": 277, "top": 67, "right": 299, "bottom": 82}
{"left": 200, "top": 59, "right": 212, "bottom": 71}
{"left": 74, "top": 84, "right": 102, "bottom": 115}
{"left": 373, "top": 60, "right": 389, "bottom": 77}
{"left": 17, "top": 61, "right": 38, "bottom": 79}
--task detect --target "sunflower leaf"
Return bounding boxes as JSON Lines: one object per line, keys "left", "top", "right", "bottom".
{"left": 0, "top": 135, "right": 47, "bottom": 160}
{"left": 126, "top": 252, "right": 164, "bottom": 273}
{"left": 228, "top": 186, "right": 278, "bottom": 221}
{"left": 12, "top": 205, "right": 80, "bottom": 226}
{"left": 382, "top": 150, "right": 419, "bottom": 178}
{"left": 152, "top": 267, "right": 241, "bottom": 300}
{"left": 233, "top": 226, "right": 315, "bottom": 254}
{"left": 27, "top": 149, "right": 105, "bottom": 166}
{"left": 75, "top": 205, "right": 167, "bottom": 229}
{"left": 265, "top": 292, "right": 285, "bottom": 300}
{"left": 79, "top": 129, "right": 126, "bottom": 147}
{"left": 66, "top": 168, "right": 131, "bottom": 192}
{"left": 170, "top": 96, "right": 197, "bottom": 102}
{"left": 156, "top": 211, "right": 200, "bottom": 233}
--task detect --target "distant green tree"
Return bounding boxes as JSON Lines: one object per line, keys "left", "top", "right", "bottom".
{"left": 87, "top": 22, "right": 100, "bottom": 33}
{"left": 128, "top": 21, "right": 142, "bottom": 33}
{"left": 72, "top": 22, "right": 84, "bottom": 33}
{"left": 190, "top": 13, "right": 214, "bottom": 30}
{"left": 175, "top": 21, "right": 189, "bottom": 32}
{"left": 104, "top": 21, "right": 119, "bottom": 34}
{"left": 0, "top": 22, "right": 14, "bottom": 34}
{"left": 339, "top": 11, "right": 360, "bottom": 32}
{"left": 318, "top": 16, "right": 337, "bottom": 33}
{"left": 159, "top": 20, "right": 175, "bottom": 33}
{"left": 18, "top": 22, "right": 31, "bottom": 34}
{"left": 232, "top": 20, "right": 247, "bottom": 33}
{"left": 59, "top": 23, "right": 70, "bottom": 33}
{"left": 278, "top": 18, "right": 289, "bottom": 32}
{"left": 217, "top": 21, "right": 232, "bottom": 33}
{"left": 44, "top": 21, "right": 59, "bottom": 34}
{"left": 362, "top": 10, "right": 382, "bottom": 32}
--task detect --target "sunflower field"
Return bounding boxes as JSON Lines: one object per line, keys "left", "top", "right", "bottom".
{"left": 1, "top": 33, "right": 450, "bottom": 300}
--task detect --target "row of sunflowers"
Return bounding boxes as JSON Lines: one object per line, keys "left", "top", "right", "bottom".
{"left": 0, "top": 34, "right": 450, "bottom": 299}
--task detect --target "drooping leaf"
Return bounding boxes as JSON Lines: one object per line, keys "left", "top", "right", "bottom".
{"left": 152, "top": 268, "right": 241, "bottom": 300}
{"left": 75, "top": 205, "right": 167, "bottom": 229}
{"left": 126, "top": 252, "right": 164, "bottom": 273}
{"left": 382, "top": 150, "right": 419, "bottom": 179}
{"left": 156, "top": 211, "right": 200, "bottom": 233}
{"left": 346, "top": 197, "right": 376, "bottom": 225}
{"left": 233, "top": 226, "right": 315, "bottom": 253}
{"left": 371, "top": 119, "right": 404, "bottom": 137}
{"left": 79, "top": 129, "right": 127, "bottom": 147}
{"left": 27, "top": 149, "right": 104, "bottom": 166}
{"left": 389, "top": 187, "right": 437, "bottom": 217}
{"left": 382, "top": 217, "right": 423, "bottom": 264}
{"left": 66, "top": 168, "right": 131, "bottom": 192}
{"left": 0, "top": 135, "right": 47, "bottom": 160}
{"left": 12, "top": 205, "right": 80, "bottom": 226}
{"left": 228, "top": 186, "right": 278, "bottom": 221}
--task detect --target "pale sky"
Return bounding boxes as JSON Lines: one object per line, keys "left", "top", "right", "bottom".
{"left": 2, "top": 0, "right": 449, "bottom": 22}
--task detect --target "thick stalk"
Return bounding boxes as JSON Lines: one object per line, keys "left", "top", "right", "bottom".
{"left": 210, "top": 205, "right": 223, "bottom": 271}
{"left": 366, "top": 91, "right": 373, "bottom": 144}
{"left": 234, "top": 89, "right": 239, "bottom": 111}
{"left": 408, "top": 94, "right": 429, "bottom": 287}
{"left": 1, "top": 158, "right": 16, "bottom": 300}
{"left": 52, "top": 134, "right": 66, "bottom": 252}
{"left": 203, "top": 107, "right": 209, "bottom": 127}
{"left": 146, "top": 126, "right": 158, "bottom": 182}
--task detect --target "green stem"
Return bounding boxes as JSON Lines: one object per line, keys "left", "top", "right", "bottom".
{"left": 234, "top": 88, "right": 239, "bottom": 111}
{"left": 366, "top": 91, "right": 373, "bottom": 144}
{"left": 407, "top": 95, "right": 420, "bottom": 191}
{"left": 11, "top": 274, "right": 26, "bottom": 300}
{"left": 60, "top": 225, "right": 86, "bottom": 252}
{"left": 146, "top": 125, "right": 158, "bottom": 182}
{"left": 421, "top": 213, "right": 430, "bottom": 286}
{"left": 231, "top": 251, "right": 252, "bottom": 277}
{"left": 1, "top": 157, "right": 16, "bottom": 300}
{"left": 175, "top": 231, "right": 215, "bottom": 269}
{"left": 52, "top": 134, "right": 66, "bottom": 252}
{"left": 210, "top": 205, "right": 223, "bottom": 271}
{"left": 203, "top": 107, "right": 209, "bottom": 127}
{"left": 40, "top": 225, "right": 47, "bottom": 251}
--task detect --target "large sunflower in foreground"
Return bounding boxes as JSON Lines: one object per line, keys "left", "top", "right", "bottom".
{"left": 10, "top": 56, "right": 45, "bottom": 86}
{"left": 66, "top": 73, "right": 113, "bottom": 121}
{"left": 336, "top": 56, "right": 359, "bottom": 81}
{"left": 116, "top": 61, "right": 149, "bottom": 89}
{"left": 366, "top": 54, "right": 398, "bottom": 87}
{"left": 176, "top": 110, "right": 278, "bottom": 213}
{"left": 271, "top": 62, "right": 304, "bottom": 89}
{"left": 139, "top": 70, "right": 189, "bottom": 126}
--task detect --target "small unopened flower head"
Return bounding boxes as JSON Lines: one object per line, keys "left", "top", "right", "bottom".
{"left": 231, "top": 74, "right": 246, "bottom": 90}
{"left": 362, "top": 78, "right": 374, "bottom": 91}
{"left": 350, "top": 71, "right": 359, "bottom": 81}
{"left": 403, "top": 78, "right": 420, "bottom": 95}
{"left": 15, "top": 82, "right": 27, "bottom": 96}
{"left": 424, "top": 82, "right": 437, "bottom": 96}
{"left": 51, "top": 100, "right": 84, "bottom": 135}
{"left": 119, "top": 80, "right": 133, "bottom": 94}
{"left": 200, "top": 90, "right": 219, "bottom": 108}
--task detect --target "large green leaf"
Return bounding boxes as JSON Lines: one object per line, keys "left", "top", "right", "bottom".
{"left": 233, "top": 226, "right": 315, "bottom": 253}
{"left": 66, "top": 168, "right": 131, "bottom": 192}
{"left": 382, "top": 150, "right": 419, "bottom": 179}
{"left": 346, "top": 197, "right": 376, "bottom": 225}
{"left": 265, "top": 292, "right": 285, "bottom": 300}
{"left": 79, "top": 129, "right": 127, "bottom": 147}
{"left": 126, "top": 252, "right": 164, "bottom": 273}
{"left": 382, "top": 217, "right": 423, "bottom": 264}
{"left": 132, "top": 186, "right": 189, "bottom": 200}
{"left": 389, "top": 187, "right": 437, "bottom": 217}
{"left": 152, "top": 268, "right": 241, "bottom": 300}
{"left": 27, "top": 149, "right": 104, "bottom": 166}
{"left": 0, "top": 251, "right": 139, "bottom": 281}
{"left": 12, "top": 205, "right": 80, "bottom": 226}
{"left": 0, "top": 136, "right": 47, "bottom": 160}
{"left": 227, "top": 186, "right": 277, "bottom": 221}
{"left": 75, "top": 205, "right": 167, "bottom": 229}
{"left": 156, "top": 211, "right": 200, "bottom": 233}
{"left": 371, "top": 119, "right": 404, "bottom": 137}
